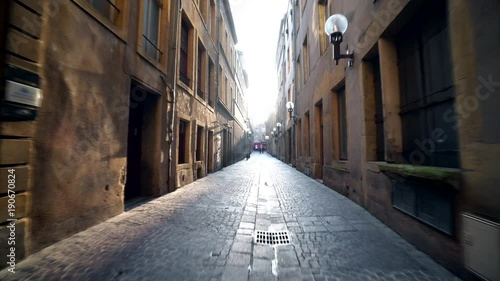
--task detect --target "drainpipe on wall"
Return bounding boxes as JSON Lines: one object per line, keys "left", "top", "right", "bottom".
{"left": 214, "top": 0, "right": 221, "bottom": 172}
{"left": 167, "top": 0, "right": 182, "bottom": 191}
{"left": 292, "top": 1, "right": 297, "bottom": 167}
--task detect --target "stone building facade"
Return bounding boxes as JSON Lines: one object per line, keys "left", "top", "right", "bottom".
{"left": 0, "top": 0, "right": 248, "bottom": 268}
{"left": 270, "top": 0, "right": 500, "bottom": 279}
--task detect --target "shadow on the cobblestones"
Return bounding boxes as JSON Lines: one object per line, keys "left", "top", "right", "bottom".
{"left": 125, "top": 196, "right": 156, "bottom": 211}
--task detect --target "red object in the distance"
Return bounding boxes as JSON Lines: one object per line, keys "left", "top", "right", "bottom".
{"left": 253, "top": 142, "right": 267, "bottom": 151}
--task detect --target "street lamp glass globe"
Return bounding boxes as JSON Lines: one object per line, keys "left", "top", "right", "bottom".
{"left": 325, "top": 14, "right": 349, "bottom": 35}
{"left": 273, "top": 128, "right": 277, "bottom": 132}
{"left": 286, "top": 101, "right": 294, "bottom": 110}
{"left": 277, "top": 122, "right": 282, "bottom": 127}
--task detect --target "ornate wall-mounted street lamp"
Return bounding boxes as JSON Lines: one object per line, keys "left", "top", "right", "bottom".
{"left": 276, "top": 122, "right": 282, "bottom": 134}
{"left": 286, "top": 101, "right": 297, "bottom": 124}
{"left": 325, "top": 14, "right": 354, "bottom": 67}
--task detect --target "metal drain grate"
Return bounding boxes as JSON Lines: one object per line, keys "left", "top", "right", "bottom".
{"left": 254, "top": 230, "right": 291, "bottom": 245}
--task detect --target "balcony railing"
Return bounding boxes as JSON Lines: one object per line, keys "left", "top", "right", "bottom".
{"left": 143, "top": 35, "right": 163, "bottom": 61}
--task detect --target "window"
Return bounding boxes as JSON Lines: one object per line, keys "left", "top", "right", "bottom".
{"left": 318, "top": 0, "right": 328, "bottom": 55}
{"left": 305, "top": 112, "right": 310, "bottom": 157}
{"left": 142, "top": 0, "right": 161, "bottom": 60}
{"left": 197, "top": 42, "right": 207, "bottom": 99}
{"left": 88, "top": 0, "right": 121, "bottom": 24}
{"left": 373, "top": 57, "right": 385, "bottom": 161}
{"left": 224, "top": 76, "right": 228, "bottom": 105}
{"left": 178, "top": 119, "right": 190, "bottom": 164}
{"left": 297, "top": 55, "right": 302, "bottom": 91}
{"left": 230, "top": 87, "right": 234, "bottom": 112}
{"left": 218, "top": 65, "right": 223, "bottom": 101}
{"left": 196, "top": 126, "right": 204, "bottom": 161}
{"left": 198, "top": 0, "right": 208, "bottom": 24}
{"left": 396, "top": 0, "right": 458, "bottom": 168}
{"left": 180, "top": 19, "right": 192, "bottom": 86}
{"left": 295, "top": 0, "right": 300, "bottom": 31}
{"left": 302, "top": 37, "right": 309, "bottom": 83}
{"left": 393, "top": 181, "right": 454, "bottom": 234}
{"left": 287, "top": 48, "right": 290, "bottom": 73}
{"left": 229, "top": 46, "right": 233, "bottom": 70}
{"left": 338, "top": 88, "right": 348, "bottom": 160}
{"left": 225, "top": 31, "right": 229, "bottom": 54}
{"left": 297, "top": 119, "right": 302, "bottom": 156}
{"left": 219, "top": 19, "right": 224, "bottom": 47}
{"left": 208, "top": 58, "right": 215, "bottom": 106}
{"left": 281, "top": 62, "right": 286, "bottom": 85}
{"left": 210, "top": 1, "right": 216, "bottom": 39}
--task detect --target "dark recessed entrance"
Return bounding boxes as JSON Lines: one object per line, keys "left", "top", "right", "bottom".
{"left": 125, "top": 81, "right": 159, "bottom": 201}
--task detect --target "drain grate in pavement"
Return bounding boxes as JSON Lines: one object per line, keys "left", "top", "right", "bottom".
{"left": 254, "top": 230, "right": 290, "bottom": 245}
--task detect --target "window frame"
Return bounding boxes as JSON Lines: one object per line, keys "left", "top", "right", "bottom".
{"left": 141, "top": 0, "right": 162, "bottom": 61}
{"left": 304, "top": 111, "right": 310, "bottom": 157}
{"left": 302, "top": 36, "right": 309, "bottom": 84}
{"left": 177, "top": 118, "right": 191, "bottom": 165}
{"left": 318, "top": 0, "right": 328, "bottom": 55}
{"left": 136, "top": 0, "right": 168, "bottom": 70}
{"left": 197, "top": 40, "right": 207, "bottom": 100}
{"left": 338, "top": 88, "right": 348, "bottom": 160}
{"left": 208, "top": 58, "right": 215, "bottom": 107}
{"left": 392, "top": 180, "right": 455, "bottom": 235}
{"left": 72, "top": 0, "right": 128, "bottom": 40}
{"left": 178, "top": 15, "right": 195, "bottom": 89}
{"left": 395, "top": 1, "right": 458, "bottom": 168}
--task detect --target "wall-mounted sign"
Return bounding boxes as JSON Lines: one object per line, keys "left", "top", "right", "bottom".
{"left": 5, "top": 80, "right": 42, "bottom": 107}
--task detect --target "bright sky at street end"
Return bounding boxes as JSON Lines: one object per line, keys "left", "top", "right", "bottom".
{"left": 230, "top": 0, "right": 289, "bottom": 124}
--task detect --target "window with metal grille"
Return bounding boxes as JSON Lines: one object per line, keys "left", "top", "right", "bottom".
{"left": 142, "top": 0, "right": 161, "bottom": 60}
{"left": 88, "top": 0, "right": 121, "bottom": 24}
{"left": 338, "top": 88, "right": 348, "bottom": 160}
{"left": 180, "top": 20, "right": 191, "bottom": 86}
{"left": 396, "top": 0, "right": 458, "bottom": 168}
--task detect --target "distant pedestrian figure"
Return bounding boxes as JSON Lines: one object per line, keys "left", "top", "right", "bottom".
{"left": 246, "top": 152, "right": 250, "bottom": 160}
{"left": 260, "top": 147, "right": 263, "bottom": 154}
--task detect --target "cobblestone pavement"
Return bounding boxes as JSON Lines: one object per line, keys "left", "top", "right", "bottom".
{"left": 0, "top": 153, "right": 460, "bottom": 281}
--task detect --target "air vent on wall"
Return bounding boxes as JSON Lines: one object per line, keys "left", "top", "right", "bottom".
{"left": 463, "top": 213, "right": 500, "bottom": 281}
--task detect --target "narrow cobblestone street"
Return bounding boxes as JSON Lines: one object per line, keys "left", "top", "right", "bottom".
{"left": 0, "top": 153, "right": 459, "bottom": 281}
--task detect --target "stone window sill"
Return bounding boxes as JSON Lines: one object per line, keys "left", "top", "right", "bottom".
{"left": 373, "top": 162, "right": 461, "bottom": 189}
{"left": 177, "top": 163, "right": 191, "bottom": 170}
{"left": 178, "top": 79, "right": 194, "bottom": 95}
{"left": 137, "top": 48, "right": 168, "bottom": 75}
{"left": 325, "top": 161, "right": 349, "bottom": 173}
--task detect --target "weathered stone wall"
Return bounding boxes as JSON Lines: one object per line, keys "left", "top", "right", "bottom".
{"left": 455, "top": 0, "right": 500, "bottom": 222}
{"left": 31, "top": 2, "right": 129, "bottom": 250}
{"left": 288, "top": 0, "right": 500, "bottom": 278}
